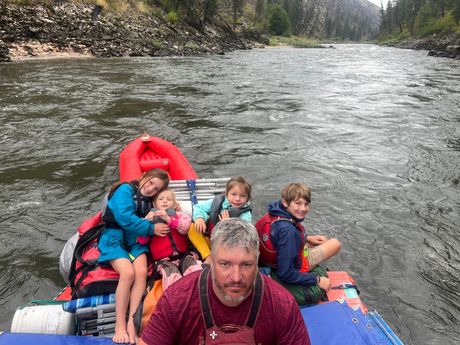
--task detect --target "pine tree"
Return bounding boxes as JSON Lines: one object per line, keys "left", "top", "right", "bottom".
{"left": 267, "top": 5, "right": 291, "bottom": 36}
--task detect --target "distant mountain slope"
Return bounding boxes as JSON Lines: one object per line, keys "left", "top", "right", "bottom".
{"left": 286, "top": 0, "right": 381, "bottom": 40}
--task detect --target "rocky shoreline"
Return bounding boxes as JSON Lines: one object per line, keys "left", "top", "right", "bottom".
{"left": 1, "top": 3, "right": 458, "bottom": 62}
{"left": 0, "top": 3, "right": 266, "bottom": 62}
{"left": 388, "top": 34, "right": 460, "bottom": 59}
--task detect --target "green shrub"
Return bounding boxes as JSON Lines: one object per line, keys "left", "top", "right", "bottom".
{"left": 416, "top": 12, "right": 457, "bottom": 37}
{"left": 184, "top": 41, "right": 199, "bottom": 50}
{"left": 151, "top": 39, "right": 164, "bottom": 49}
{"left": 269, "top": 36, "right": 280, "bottom": 46}
{"left": 167, "top": 11, "right": 178, "bottom": 24}
{"left": 377, "top": 28, "right": 411, "bottom": 44}
{"left": 430, "top": 12, "right": 457, "bottom": 35}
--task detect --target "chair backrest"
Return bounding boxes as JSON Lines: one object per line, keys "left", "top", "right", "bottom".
{"left": 169, "top": 178, "right": 229, "bottom": 216}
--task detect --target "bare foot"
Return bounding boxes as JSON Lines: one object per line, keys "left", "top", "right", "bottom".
{"left": 127, "top": 318, "right": 138, "bottom": 344}
{"left": 113, "top": 326, "right": 130, "bottom": 344}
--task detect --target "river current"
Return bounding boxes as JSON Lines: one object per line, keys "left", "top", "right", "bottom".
{"left": 0, "top": 44, "right": 459, "bottom": 344}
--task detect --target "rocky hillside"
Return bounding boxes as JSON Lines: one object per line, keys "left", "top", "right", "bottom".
{"left": 292, "top": 0, "right": 381, "bottom": 40}
{"left": 0, "top": 2, "right": 262, "bottom": 61}
{"left": 3, "top": 1, "right": 453, "bottom": 61}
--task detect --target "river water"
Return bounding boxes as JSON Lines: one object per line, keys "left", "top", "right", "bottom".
{"left": 0, "top": 44, "right": 459, "bottom": 344}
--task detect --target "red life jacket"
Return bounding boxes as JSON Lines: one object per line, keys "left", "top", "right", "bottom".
{"left": 149, "top": 223, "right": 189, "bottom": 261}
{"left": 255, "top": 213, "right": 306, "bottom": 270}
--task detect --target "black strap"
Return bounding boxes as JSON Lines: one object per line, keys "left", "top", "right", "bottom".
{"left": 245, "top": 272, "right": 263, "bottom": 328}
{"left": 198, "top": 267, "right": 264, "bottom": 329}
{"left": 68, "top": 222, "right": 105, "bottom": 297}
{"left": 70, "top": 264, "right": 96, "bottom": 298}
{"left": 208, "top": 194, "right": 225, "bottom": 227}
{"left": 228, "top": 204, "right": 253, "bottom": 218}
{"left": 208, "top": 195, "right": 252, "bottom": 232}
{"left": 167, "top": 233, "right": 180, "bottom": 257}
{"left": 74, "top": 223, "right": 105, "bottom": 264}
{"left": 199, "top": 267, "right": 214, "bottom": 329}
{"left": 68, "top": 223, "right": 105, "bottom": 285}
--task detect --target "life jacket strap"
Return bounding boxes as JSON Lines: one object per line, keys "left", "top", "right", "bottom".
{"left": 208, "top": 194, "right": 225, "bottom": 227}
{"left": 245, "top": 272, "right": 263, "bottom": 328}
{"left": 199, "top": 267, "right": 215, "bottom": 329}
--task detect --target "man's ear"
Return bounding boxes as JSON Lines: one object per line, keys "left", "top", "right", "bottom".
{"left": 281, "top": 198, "right": 289, "bottom": 208}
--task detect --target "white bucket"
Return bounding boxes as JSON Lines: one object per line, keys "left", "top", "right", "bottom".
{"left": 11, "top": 304, "right": 76, "bottom": 335}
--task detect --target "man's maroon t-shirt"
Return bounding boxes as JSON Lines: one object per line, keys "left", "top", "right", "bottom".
{"left": 141, "top": 270, "right": 310, "bottom": 345}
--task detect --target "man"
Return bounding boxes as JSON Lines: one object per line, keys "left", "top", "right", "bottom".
{"left": 139, "top": 218, "right": 311, "bottom": 345}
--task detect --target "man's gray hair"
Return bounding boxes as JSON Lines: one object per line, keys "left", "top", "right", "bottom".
{"left": 210, "top": 218, "right": 260, "bottom": 257}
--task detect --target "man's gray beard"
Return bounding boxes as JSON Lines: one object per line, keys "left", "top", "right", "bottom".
{"left": 211, "top": 266, "right": 256, "bottom": 303}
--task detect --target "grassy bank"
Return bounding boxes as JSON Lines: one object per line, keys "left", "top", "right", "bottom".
{"left": 268, "top": 36, "right": 324, "bottom": 48}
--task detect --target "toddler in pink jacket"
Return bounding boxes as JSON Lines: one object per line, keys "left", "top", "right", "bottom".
{"left": 139, "top": 188, "right": 201, "bottom": 290}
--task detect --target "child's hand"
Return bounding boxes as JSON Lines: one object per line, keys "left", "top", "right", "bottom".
{"left": 145, "top": 211, "right": 156, "bottom": 221}
{"left": 218, "top": 210, "right": 230, "bottom": 221}
{"left": 154, "top": 223, "right": 170, "bottom": 237}
{"left": 194, "top": 218, "right": 207, "bottom": 233}
{"left": 318, "top": 277, "right": 332, "bottom": 291}
{"left": 307, "top": 235, "right": 328, "bottom": 245}
{"left": 152, "top": 209, "right": 169, "bottom": 222}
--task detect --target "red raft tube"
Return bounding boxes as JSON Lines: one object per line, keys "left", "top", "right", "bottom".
{"left": 119, "top": 134, "right": 198, "bottom": 181}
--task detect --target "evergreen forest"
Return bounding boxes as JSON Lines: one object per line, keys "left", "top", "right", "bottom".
{"left": 379, "top": 0, "right": 460, "bottom": 40}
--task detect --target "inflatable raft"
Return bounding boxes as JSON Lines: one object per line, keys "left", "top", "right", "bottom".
{"left": 2, "top": 134, "right": 404, "bottom": 345}
{"left": 118, "top": 134, "right": 198, "bottom": 182}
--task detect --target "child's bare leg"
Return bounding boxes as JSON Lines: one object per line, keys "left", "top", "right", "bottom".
{"left": 203, "top": 255, "right": 212, "bottom": 264}
{"left": 308, "top": 238, "right": 341, "bottom": 268}
{"left": 111, "top": 258, "right": 135, "bottom": 344}
{"left": 127, "top": 253, "right": 147, "bottom": 344}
